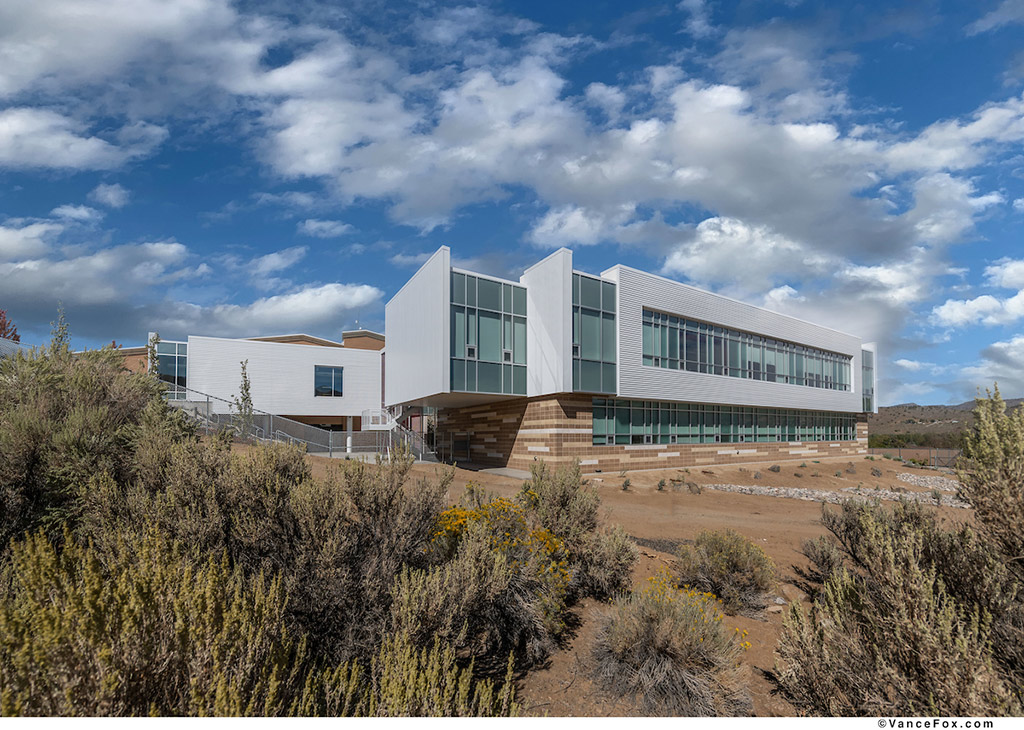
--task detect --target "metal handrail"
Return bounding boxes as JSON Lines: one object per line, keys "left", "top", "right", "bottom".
{"left": 157, "top": 380, "right": 435, "bottom": 461}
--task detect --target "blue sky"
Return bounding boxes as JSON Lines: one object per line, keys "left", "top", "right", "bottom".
{"left": 1, "top": 0, "right": 1023, "bottom": 405}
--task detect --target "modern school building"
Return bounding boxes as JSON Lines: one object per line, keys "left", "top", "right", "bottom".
{"left": 385, "top": 246, "right": 876, "bottom": 471}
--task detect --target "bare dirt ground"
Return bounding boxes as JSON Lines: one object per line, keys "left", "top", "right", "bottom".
{"left": 305, "top": 451, "right": 972, "bottom": 716}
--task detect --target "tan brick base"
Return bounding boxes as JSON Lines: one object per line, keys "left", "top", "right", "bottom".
{"left": 436, "top": 393, "right": 869, "bottom": 472}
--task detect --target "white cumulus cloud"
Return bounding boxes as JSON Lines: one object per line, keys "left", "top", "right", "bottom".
{"left": 89, "top": 183, "right": 130, "bottom": 208}
{"left": 0, "top": 108, "right": 165, "bottom": 170}
{"left": 297, "top": 219, "right": 353, "bottom": 238}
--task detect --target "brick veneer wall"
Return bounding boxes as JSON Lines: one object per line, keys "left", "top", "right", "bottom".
{"left": 436, "top": 393, "right": 869, "bottom": 472}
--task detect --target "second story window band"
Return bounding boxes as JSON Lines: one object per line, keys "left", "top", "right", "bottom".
{"left": 641, "top": 308, "right": 851, "bottom": 392}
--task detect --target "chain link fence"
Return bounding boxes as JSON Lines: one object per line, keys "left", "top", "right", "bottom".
{"left": 867, "top": 447, "right": 961, "bottom": 469}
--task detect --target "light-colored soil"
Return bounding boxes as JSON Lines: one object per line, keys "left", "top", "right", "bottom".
{"left": 304, "top": 451, "right": 972, "bottom": 717}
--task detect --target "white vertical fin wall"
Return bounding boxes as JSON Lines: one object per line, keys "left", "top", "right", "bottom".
{"left": 186, "top": 336, "right": 382, "bottom": 416}
{"left": 862, "top": 341, "right": 879, "bottom": 413}
{"left": 384, "top": 246, "right": 451, "bottom": 406}
{"left": 609, "top": 265, "right": 865, "bottom": 412}
{"left": 520, "top": 248, "right": 573, "bottom": 397}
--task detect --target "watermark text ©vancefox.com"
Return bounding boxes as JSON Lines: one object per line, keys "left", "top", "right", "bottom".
{"left": 880, "top": 720, "right": 995, "bottom": 729}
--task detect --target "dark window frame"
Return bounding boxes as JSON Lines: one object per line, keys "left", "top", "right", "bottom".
{"left": 314, "top": 365, "right": 344, "bottom": 397}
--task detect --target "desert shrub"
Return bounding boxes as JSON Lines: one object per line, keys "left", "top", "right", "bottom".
{"left": 958, "top": 387, "right": 1024, "bottom": 584}
{"left": 390, "top": 530, "right": 514, "bottom": 652}
{"left": 518, "top": 461, "right": 636, "bottom": 600}
{"left": 674, "top": 530, "right": 775, "bottom": 614}
{"left": 0, "top": 529, "right": 519, "bottom": 718}
{"left": 953, "top": 388, "right": 1024, "bottom": 698}
{"left": 817, "top": 499, "right": 1017, "bottom": 619}
{"left": 423, "top": 489, "right": 570, "bottom": 663}
{"left": 77, "top": 436, "right": 232, "bottom": 560}
{"left": 226, "top": 452, "right": 451, "bottom": 663}
{"left": 573, "top": 525, "right": 637, "bottom": 599}
{"left": 0, "top": 342, "right": 186, "bottom": 548}
{"left": 800, "top": 535, "right": 844, "bottom": 589}
{"left": 359, "top": 635, "right": 517, "bottom": 717}
{"left": 76, "top": 442, "right": 451, "bottom": 666}
{"left": 777, "top": 521, "right": 1020, "bottom": 716}
{"left": 801, "top": 497, "right": 1023, "bottom": 708}
{"left": 0, "top": 529, "right": 310, "bottom": 716}
{"left": 592, "top": 571, "right": 752, "bottom": 716}
{"left": 294, "top": 633, "right": 517, "bottom": 717}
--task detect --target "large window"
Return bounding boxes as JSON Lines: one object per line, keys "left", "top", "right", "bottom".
{"left": 451, "top": 271, "right": 527, "bottom": 395}
{"left": 861, "top": 350, "right": 874, "bottom": 412}
{"left": 156, "top": 341, "right": 187, "bottom": 399}
{"left": 314, "top": 365, "right": 344, "bottom": 397}
{"left": 592, "top": 398, "right": 857, "bottom": 445}
{"left": 641, "top": 309, "right": 851, "bottom": 392}
{"left": 572, "top": 273, "right": 616, "bottom": 393}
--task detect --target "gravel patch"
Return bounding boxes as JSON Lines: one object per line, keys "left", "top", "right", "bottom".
{"left": 896, "top": 472, "right": 961, "bottom": 492}
{"left": 702, "top": 483, "right": 969, "bottom": 509}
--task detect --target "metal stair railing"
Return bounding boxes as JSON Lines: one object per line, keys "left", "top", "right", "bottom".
{"left": 157, "top": 381, "right": 434, "bottom": 461}
{"left": 387, "top": 407, "right": 438, "bottom": 462}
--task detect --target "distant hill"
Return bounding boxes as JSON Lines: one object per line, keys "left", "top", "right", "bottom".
{"left": 869, "top": 398, "right": 1024, "bottom": 436}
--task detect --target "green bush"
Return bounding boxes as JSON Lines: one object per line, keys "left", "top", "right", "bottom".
{"left": 592, "top": 571, "right": 752, "bottom": 716}
{"left": 393, "top": 464, "right": 637, "bottom": 667}
{"left": 817, "top": 499, "right": 1017, "bottom": 619}
{"left": 76, "top": 441, "right": 451, "bottom": 665}
{"left": 674, "top": 529, "right": 776, "bottom": 614}
{"left": 954, "top": 387, "right": 1024, "bottom": 700}
{"left": 781, "top": 468, "right": 1024, "bottom": 716}
{"left": 800, "top": 535, "right": 844, "bottom": 589}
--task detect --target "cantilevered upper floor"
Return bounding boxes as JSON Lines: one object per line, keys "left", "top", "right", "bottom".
{"left": 384, "top": 246, "right": 877, "bottom": 413}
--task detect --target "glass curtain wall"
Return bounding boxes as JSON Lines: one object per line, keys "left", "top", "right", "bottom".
{"left": 156, "top": 341, "right": 187, "bottom": 399}
{"left": 450, "top": 271, "right": 527, "bottom": 396}
{"left": 861, "top": 350, "right": 874, "bottom": 412}
{"left": 641, "top": 308, "right": 851, "bottom": 392}
{"left": 572, "top": 273, "right": 616, "bottom": 393}
{"left": 592, "top": 398, "right": 857, "bottom": 445}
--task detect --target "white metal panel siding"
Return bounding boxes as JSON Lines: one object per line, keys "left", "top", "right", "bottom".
{"left": 862, "top": 341, "right": 879, "bottom": 413}
{"left": 187, "top": 336, "right": 382, "bottom": 416}
{"left": 613, "top": 266, "right": 864, "bottom": 412}
{"left": 520, "top": 248, "right": 572, "bottom": 397}
{"left": 384, "top": 246, "right": 450, "bottom": 406}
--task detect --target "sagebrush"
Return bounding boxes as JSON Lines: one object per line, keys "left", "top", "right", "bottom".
{"left": 777, "top": 388, "right": 1024, "bottom": 716}
{"left": 592, "top": 571, "right": 752, "bottom": 716}
{"left": 674, "top": 529, "right": 775, "bottom": 614}
{"left": 0, "top": 329, "right": 634, "bottom": 716}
